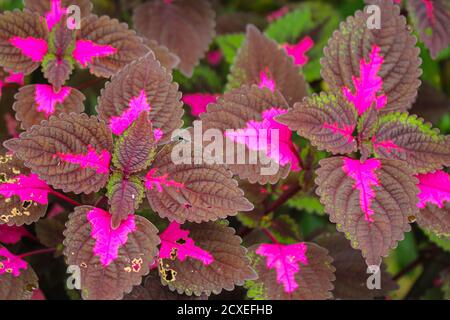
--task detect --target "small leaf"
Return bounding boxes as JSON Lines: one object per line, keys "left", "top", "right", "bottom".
{"left": 75, "top": 15, "right": 148, "bottom": 78}
{"left": 13, "top": 84, "right": 85, "bottom": 130}
{"left": 107, "top": 173, "right": 144, "bottom": 229}
{"left": 0, "top": 153, "right": 48, "bottom": 226}
{"left": 372, "top": 112, "right": 450, "bottom": 173}
{"left": 125, "top": 271, "right": 207, "bottom": 300}
{"left": 322, "top": 0, "right": 422, "bottom": 113}
{"left": 4, "top": 113, "right": 113, "bottom": 194}
{"left": 0, "top": 10, "right": 48, "bottom": 74}
{"left": 63, "top": 206, "right": 160, "bottom": 300}
{"left": 316, "top": 233, "right": 397, "bottom": 300}
{"left": 133, "top": 0, "right": 216, "bottom": 77}
{"left": 277, "top": 93, "right": 358, "bottom": 155}
{"left": 200, "top": 85, "right": 295, "bottom": 184}
{"left": 316, "top": 157, "right": 418, "bottom": 266}
{"left": 158, "top": 221, "right": 256, "bottom": 296}
{"left": 145, "top": 38, "right": 180, "bottom": 71}
{"left": 113, "top": 112, "right": 157, "bottom": 174}
{"left": 228, "top": 25, "right": 308, "bottom": 106}
{"left": 145, "top": 141, "right": 253, "bottom": 223}
{"left": 247, "top": 242, "right": 335, "bottom": 300}
{"left": 35, "top": 213, "right": 68, "bottom": 250}
{"left": 407, "top": 0, "right": 450, "bottom": 59}
{"left": 97, "top": 52, "right": 183, "bottom": 144}
{"left": 159, "top": 222, "right": 214, "bottom": 265}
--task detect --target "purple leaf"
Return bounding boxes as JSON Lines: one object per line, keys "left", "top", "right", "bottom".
{"left": 0, "top": 225, "right": 32, "bottom": 244}
{"left": 0, "top": 247, "right": 27, "bottom": 277}
{"left": 0, "top": 173, "right": 50, "bottom": 205}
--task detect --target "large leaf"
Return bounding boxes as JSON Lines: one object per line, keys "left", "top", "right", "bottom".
{"left": 13, "top": 84, "right": 85, "bottom": 130}
{"left": 63, "top": 206, "right": 160, "bottom": 300}
{"left": 322, "top": 0, "right": 422, "bottom": 114}
{"left": 133, "top": 0, "right": 215, "bottom": 77}
{"left": 97, "top": 52, "right": 183, "bottom": 143}
{"left": 227, "top": 25, "right": 307, "bottom": 107}
{"left": 145, "top": 142, "right": 253, "bottom": 223}
{"left": 4, "top": 113, "right": 113, "bottom": 194}
{"left": 0, "top": 153, "right": 48, "bottom": 226}
{"left": 277, "top": 93, "right": 358, "bottom": 155}
{"left": 157, "top": 221, "right": 257, "bottom": 296}
{"left": 75, "top": 14, "right": 148, "bottom": 78}
{"left": 0, "top": 10, "right": 48, "bottom": 74}
{"left": 112, "top": 112, "right": 156, "bottom": 174}
{"left": 408, "top": 0, "right": 450, "bottom": 59}
{"left": 372, "top": 112, "right": 450, "bottom": 173}
{"left": 107, "top": 173, "right": 144, "bottom": 229}
{"left": 125, "top": 271, "right": 206, "bottom": 300}
{"left": 246, "top": 242, "right": 335, "bottom": 300}
{"left": 316, "top": 157, "right": 418, "bottom": 266}
{"left": 200, "top": 85, "right": 295, "bottom": 184}
{"left": 316, "top": 233, "right": 397, "bottom": 300}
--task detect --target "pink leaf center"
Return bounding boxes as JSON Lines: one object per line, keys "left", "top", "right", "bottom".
{"left": 422, "top": 0, "right": 436, "bottom": 25}
{"left": 4, "top": 70, "right": 24, "bottom": 85}
{"left": 145, "top": 168, "right": 184, "bottom": 193}
{"left": 323, "top": 122, "right": 355, "bottom": 144}
{"left": 206, "top": 49, "right": 223, "bottom": 66}
{"left": 0, "top": 173, "right": 50, "bottom": 205}
{"left": 258, "top": 69, "right": 276, "bottom": 92}
{"left": 73, "top": 40, "right": 117, "bottom": 67}
{"left": 282, "top": 36, "right": 314, "bottom": 67}
{"left": 35, "top": 84, "right": 71, "bottom": 117}
{"left": 372, "top": 136, "right": 403, "bottom": 154}
{"left": 182, "top": 93, "right": 219, "bottom": 117}
{"left": 416, "top": 171, "right": 450, "bottom": 209}
{"left": 225, "top": 108, "right": 300, "bottom": 171}
{"left": 342, "top": 45, "right": 387, "bottom": 115}
{"left": 87, "top": 208, "right": 136, "bottom": 267}
{"left": 0, "top": 247, "right": 28, "bottom": 277}
{"left": 45, "top": 0, "right": 67, "bottom": 31}
{"left": 256, "top": 243, "right": 308, "bottom": 293}
{"left": 342, "top": 158, "right": 381, "bottom": 222}
{"left": 266, "top": 6, "right": 290, "bottom": 22}
{"left": 159, "top": 222, "right": 214, "bottom": 265}
{"left": 9, "top": 37, "right": 48, "bottom": 62}
{"left": 54, "top": 145, "right": 111, "bottom": 174}
{"left": 109, "top": 90, "right": 151, "bottom": 135}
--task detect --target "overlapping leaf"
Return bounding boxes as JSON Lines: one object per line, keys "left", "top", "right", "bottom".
{"left": 112, "top": 112, "right": 156, "bottom": 174}
{"left": 0, "top": 225, "right": 31, "bottom": 244}
{"left": 200, "top": 85, "right": 294, "bottom": 184}
{"left": 227, "top": 25, "right": 308, "bottom": 106}
{"left": 107, "top": 173, "right": 144, "bottom": 229}
{"left": 247, "top": 242, "right": 335, "bottom": 300}
{"left": 158, "top": 221, "right": 257, "bottom": 296}
{"left": 145, "top": 141, "right": 253, "bottom": 223}
{"left": 4, "top": 113, "right": 113, "bottom": 194}
{"left": 145, "top": 39, "right": 180, "bottom": 71}
{"left": 0, "top": 249, "right": 39, "bottom": 300}
{"left": 63, "top": 206, "right": 160, "bottom": 300}
{"left": 76, "top": 15, "right": 148, "bottom": 78}
{"left": 133, "top": 0, "right": 215, "bottom": 77}
{"left": 35, "top": 212, "right": 68, "bottom": 251}
{"left": 316, "top": 233, "right": 397, "bottom": 300}
{"left": 0, "top": 10, "right": 48, "bottom": 74}
{"left": 322, "top": 0, "right": 422, "bottom": 113}
{"left": 0, "top": 153, "right": 48, "bottom": 226}
{"left": 13, "top": 84, "right": 85, "bottom": 130}
{"left": 125, "top": 271, "right": 207, "bottom": 300}
{"left": 408, "top": 0, "right": 450, "bottom": 59}
{"left": 372, "top": 112, "right": 450, "bottom": 173}
{"left": 277, "top": 93, "right": 358, "bottom": 155}
{"left": 97, "top": 52, "right": 183, "bottom": 144}
{"left": 316, "top": 157, "right": 418, "bottom": 266}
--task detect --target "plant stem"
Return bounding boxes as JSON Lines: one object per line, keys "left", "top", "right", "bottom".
{"left": 262, "top": 228, "right": 279, "bottom": 244}
{"left": 262, "top": 183, "right": 301, "bottom": 216}
{"left": 50, "top": 190, "right": 81, "bottom": 207}
{"left": 18, "top": 248, "right": 56, "bottom": 259}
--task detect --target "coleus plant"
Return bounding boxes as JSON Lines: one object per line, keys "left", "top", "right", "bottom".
{"left": 0, "top": 0, "right": 449, "bottom": 301}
